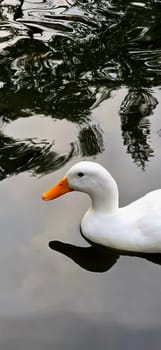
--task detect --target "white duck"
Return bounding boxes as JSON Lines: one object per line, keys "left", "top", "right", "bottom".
{"left": 42, "top": 161, "right": 161, "bottom": 253}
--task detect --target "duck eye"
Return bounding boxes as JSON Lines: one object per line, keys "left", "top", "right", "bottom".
{"left": 78, "top": 172, "right": 84, "bottom": 177}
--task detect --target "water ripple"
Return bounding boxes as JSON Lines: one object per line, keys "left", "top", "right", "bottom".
{"left": 0, "top": 0, "right": 161, "bottom": 175}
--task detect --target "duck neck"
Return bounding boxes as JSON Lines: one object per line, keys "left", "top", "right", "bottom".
{"left": 89, "top": 180, "right": 119, "bottom": 214}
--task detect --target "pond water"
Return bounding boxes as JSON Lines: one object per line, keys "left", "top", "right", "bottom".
{"left": 1, "top": 0, "right": 161, "bottom": 348}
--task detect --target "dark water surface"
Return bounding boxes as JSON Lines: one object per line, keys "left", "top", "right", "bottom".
{"left": 1, "top": 0, "right": 161, "bottom": 348}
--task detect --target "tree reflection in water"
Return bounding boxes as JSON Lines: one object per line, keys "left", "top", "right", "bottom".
{"left": 0, "top": 0, "right": 161, "bottom": 178}
{"left": 120, "top": 89, "right": 158, "bottom": 169}
{"left": 0, "top": 133, "right": 76, "bottom": 180}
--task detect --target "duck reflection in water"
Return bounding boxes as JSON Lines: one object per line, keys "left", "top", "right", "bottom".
{"left": 49, "top": 239, "right": 161, "bottom": 273}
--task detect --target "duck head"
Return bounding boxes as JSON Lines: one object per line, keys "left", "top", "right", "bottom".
{"left": 42, "top": 161, "right": 119, "bottom": 212}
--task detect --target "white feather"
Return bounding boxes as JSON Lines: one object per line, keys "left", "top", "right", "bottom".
{"left": 65, "top": 161, "right": 161, "bottom": 253}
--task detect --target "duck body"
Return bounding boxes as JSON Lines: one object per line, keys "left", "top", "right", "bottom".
{"left": 42, "top": 161, "right": 161, "bottom": 253}
{"left": 81, "top": 189, "right": 161, "bottom": 252}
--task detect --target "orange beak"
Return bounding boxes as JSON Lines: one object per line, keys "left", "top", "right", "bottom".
{"left": 42, "top": 176, "right": 73, "bottom": 201}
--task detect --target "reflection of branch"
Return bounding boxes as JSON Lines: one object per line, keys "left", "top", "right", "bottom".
{"left": 90, "top": 86, "right": 112, "bottom": 110}
{"left": 13, "top": 0, "right": 24, "bottom": 21}
{"left": 119, "top": 89, "right": 158, "bottom": 169}
{"left": 120, "top": 89, "right": 158, "bottom": 117}
{"left": 78, "top": 124, "right": 104, "bottom": 156}
{"left": 0, "top": 133, "right": 74, "bottom": 180}
{"left": 0, "top": 122, "right": 104, "bottom": 180}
